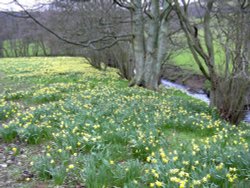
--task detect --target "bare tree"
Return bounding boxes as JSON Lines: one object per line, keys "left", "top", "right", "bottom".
{"left": 114, "top": 1, "right": 173, "bottom": 89}
{"left": 173, "top": 0, "right": 250, "bottom": 124}
{"left": 11, "top": 0, "right": 174, "bottom": 90}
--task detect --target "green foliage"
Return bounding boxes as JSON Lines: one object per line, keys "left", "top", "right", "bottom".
{"left": 0, "top": 124, "right": 18, "bottom": 142}
{"left": 32, "top": 87, "right": 62, "bottom": 103}
{"left": 0, "top": 57, "right": 249, "bottom": 187}
{"left": 3, "top": 89, "right": 29, "bottom": 100}
{"left": 0, "top": 99, "right": 18, "bottom": 121}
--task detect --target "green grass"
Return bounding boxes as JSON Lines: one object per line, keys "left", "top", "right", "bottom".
{"left": 171, "top": 31, "right": 235, "bottom": 76}
{"left": 172, "top": 47, "right": 228, "bottom": 75}
{"left": 0, "top": 57, "right": 249, "bottom": 187}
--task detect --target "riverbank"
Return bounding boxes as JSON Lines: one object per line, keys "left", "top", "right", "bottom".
{"left": 161, "top": 64, "right": 250, "bottom": 106}
{"left": 161, "top": 79, "right": 250, "bottom": 123}
{"left": 161, "top": 64, "right": 207, "bottom": 93}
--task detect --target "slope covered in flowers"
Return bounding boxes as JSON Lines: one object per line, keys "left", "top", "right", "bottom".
{"left": 0, "top": 57, "right": 250, "bottom": 187}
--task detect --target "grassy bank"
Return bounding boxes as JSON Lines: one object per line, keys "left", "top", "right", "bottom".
{"left": 0, "top": 57, "right": 249, "bottom": 187}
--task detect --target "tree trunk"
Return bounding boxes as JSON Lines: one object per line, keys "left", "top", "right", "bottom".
{"left": 2, "top": 48, "right": 9, "bottom": 57}
{"left": 10, "top": 40, "right": 17, "bottom": 57}
{"left": 129, "top": 0, "right": 145, "bottom": 87}
{"left": 143, "top": 0, "right": 160, "bottom": 90}
{"left": 244, "top": 14, "right": 250, "bottom": 74}
{"left": 40, "top": 40, "right": 48, "bottom": 56}
{"left": 32, "top": 42, "right": 39, "bottom": 56}
{"left": 129, "top": 0, "right": 169, "bottom": 90}
{"left": 0, "top": 40, "right": 3, "bottom": 57}
{"left": 174, "top": 0, "right": 250, "bottom": 124}
{"left": 210, "top": 77, "right": 249, "bottom": 124}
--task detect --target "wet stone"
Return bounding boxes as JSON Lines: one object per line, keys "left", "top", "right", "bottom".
{"left": 0, "top": 163, "right": 8, "bottom": 168}
{"left": 6, "top": 160, "right": 13, "bottom": 164}
{"left": 20, "top": 155, "right": 27, "bottom": 158}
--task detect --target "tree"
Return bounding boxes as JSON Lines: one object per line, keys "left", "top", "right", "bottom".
{"left": 12, "top": 0, "right": 175, "bottom": 90}
{"left": 173, "top": 0, "right": 250, "bottom": 124}
{"left": 0, "top": 10, "right": 52, "bottom": 57}
{"left": 115, "top": 1, "right": 172, "bottom": 90}
{"left": 49, "top": 0, "right": 134, "bottom": 77}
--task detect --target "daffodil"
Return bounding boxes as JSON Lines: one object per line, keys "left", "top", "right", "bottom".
{"left": 155, "top": 180, "right": 163, "bottom": 187}
{"left": 68, "top": 164, "right": 74, "bottom": 169}
{"left": 12, "top": 147, "right": 17, "bottom": 153}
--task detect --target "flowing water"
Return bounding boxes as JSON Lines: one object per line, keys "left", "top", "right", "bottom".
{"left": 161, "top": 79, "right": 250, "bottom": 123}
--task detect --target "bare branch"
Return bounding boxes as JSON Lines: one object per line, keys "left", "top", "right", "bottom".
{"left": 173, "top": 0, "right": 211, "bottom": 80}
{"left": 113, "top": 0, "right": 134, "bottom": 10}
{"left": 142, "top": 1, "right": 154, "bottom": 19}
{"left": 160, "top": 4, "right": 172, "bottom": 21}
{"left": 0, "top": 11, "right": 29, "bottom": 18}
{"left": 13, "top": 0, "right": 130, "bottom": 50}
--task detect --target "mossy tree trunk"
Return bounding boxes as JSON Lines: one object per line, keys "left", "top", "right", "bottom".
{"left": 129, "top": 0, "right": 171, "bottom": 90}
{"left": 210, "top": 77, "right": 250, "bottom": 124}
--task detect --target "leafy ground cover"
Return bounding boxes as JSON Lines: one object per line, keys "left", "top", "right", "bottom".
{"left": 0, "top": 57, "right": 249, "bottom": 188}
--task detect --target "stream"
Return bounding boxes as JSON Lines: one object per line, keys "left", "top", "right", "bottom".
{"left": 161, "top": 79, "right": 250, "bottom": 123}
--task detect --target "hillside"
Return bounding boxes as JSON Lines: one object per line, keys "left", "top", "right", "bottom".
{"left": 0, "top": 57, "right": 250, "bottom": 188}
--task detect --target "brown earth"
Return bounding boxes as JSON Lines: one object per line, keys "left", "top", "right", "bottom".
{"left": 0, "top": 141, "right": 49, "bottom": 188}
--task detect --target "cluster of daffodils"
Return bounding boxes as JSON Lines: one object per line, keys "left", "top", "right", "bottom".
{"left": 145, "top": 133, "right": 249, "bottom": 187}
{"left": 0, "top": 57, "right": 249, "bottom": 187}
{"left": 0, "top": 99, "right": 19, "bottom": 121}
